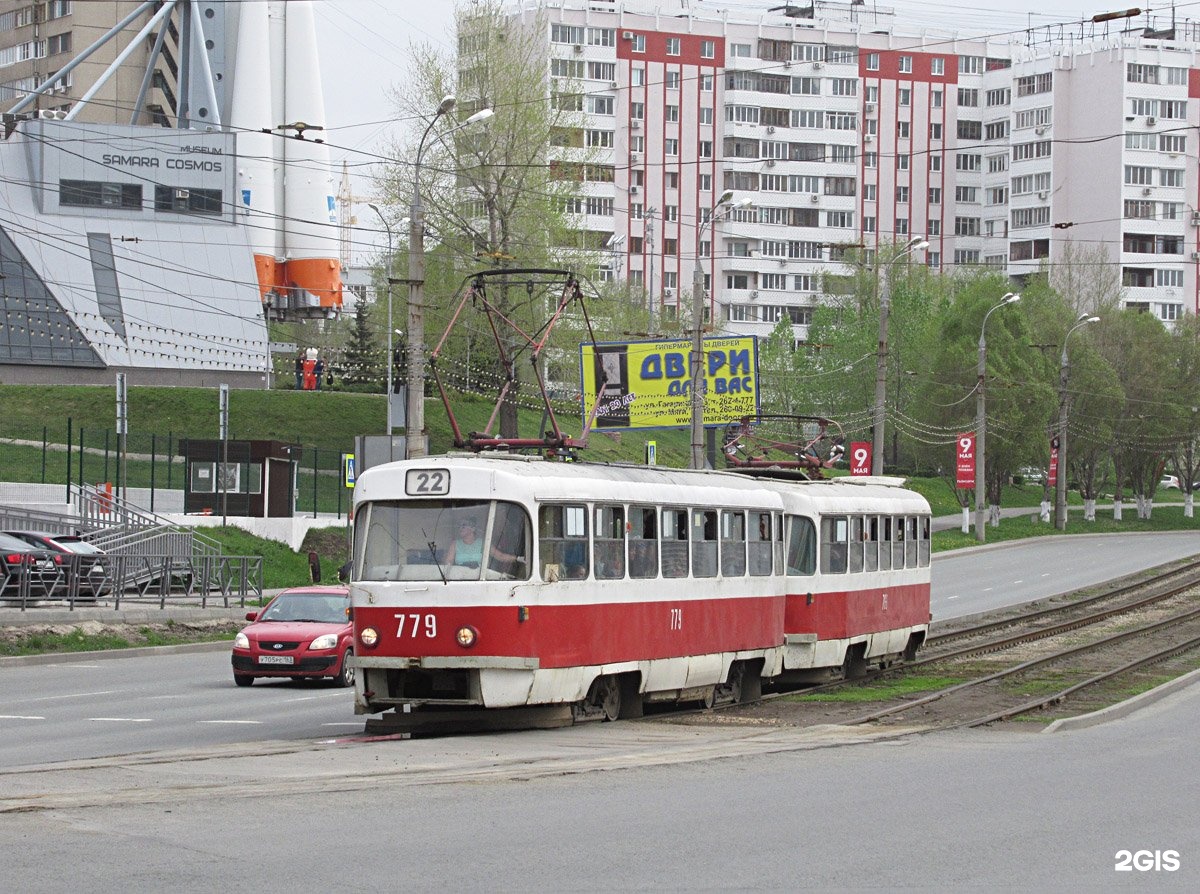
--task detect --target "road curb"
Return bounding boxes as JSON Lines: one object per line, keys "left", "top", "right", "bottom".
{"left": 0, "top": 638, "right": 232, "bottom": 667}
{"left": 1043, "top": 667, "right": 1200, "bottom": 733}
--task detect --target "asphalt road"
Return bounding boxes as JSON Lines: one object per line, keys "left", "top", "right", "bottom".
{"left": 2, "top": 532, "right": 1198, "bottom": 768}
{"left": 3, "top": 682, "right": 1198, "bottom": 890}
{"left": 0, "top": 650, "right": 362, "bottom": 766}
{"left": 931, "top": 531, "right": 1200, "bottom": 621}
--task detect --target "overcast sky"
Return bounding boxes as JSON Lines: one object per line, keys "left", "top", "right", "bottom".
{"left": 313, "top": 1, "right": 1173, "bottom": 262}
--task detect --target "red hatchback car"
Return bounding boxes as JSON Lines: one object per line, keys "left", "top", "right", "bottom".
{"left": 231, "top": 586, "right": 353, "bottom": 687}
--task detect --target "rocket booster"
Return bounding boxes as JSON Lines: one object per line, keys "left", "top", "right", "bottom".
{"left": 230, "top": 0, "right": 342, "bottom": 313}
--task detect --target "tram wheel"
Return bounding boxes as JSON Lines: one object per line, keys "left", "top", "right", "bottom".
{"left": 700, "top": 686, "right": 716, "bottom": 710}
{"left": 728, "top": 662, "right": 762, "bottom": 705}
{"left": 589, "top": 675, "right": 621, "bottom": 721}
{"left": 842, "top": 646, "right": 868, "bottom": 680}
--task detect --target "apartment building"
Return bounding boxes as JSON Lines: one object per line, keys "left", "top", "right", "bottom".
{"left": 0, "top": 1, "right": 181, "bottom": 125}
{"left": 510, "top": 0, "right": 1200, "bottom": 342}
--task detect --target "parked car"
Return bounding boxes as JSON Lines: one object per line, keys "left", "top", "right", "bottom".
{"left": 0, "top": 532, "right": 64, "bottom": 599}
{"left": 231, "top": 586, "right": 353, "bottom": 687}
{"left": 1160, "top": 475, "right": 1181, "bottom": 490}
{"left": 3, "top": 531, "right": 111, "bottom": 599}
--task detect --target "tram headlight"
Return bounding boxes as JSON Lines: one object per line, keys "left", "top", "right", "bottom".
{"left": 360, "top": 626, "right": 379, "bottom": 648}
{"left": 455, "top": 625, "right": 478, "bottom": 649}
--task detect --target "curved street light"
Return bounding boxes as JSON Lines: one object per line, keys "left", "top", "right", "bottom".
{"left": 1054, "top": 313, "right": 1100, "bottom": 530}
{"left": 691, "top": 191, "right": 752, "bottom": 469}
{"left": 872, "top": 236, "right": 929, "bottom": 474}
{"left": 407, "top": 97, "right": 493, "bottom": 458}
{"left": 974, "top": 291, "right": 1021, "bottom": 542}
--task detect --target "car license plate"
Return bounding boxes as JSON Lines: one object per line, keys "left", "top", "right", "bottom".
{"left": 38, "top": 560, "right": 54, "bottom": 571}
{"left": 258, "top": 655, "right": 294, "bottom": 665}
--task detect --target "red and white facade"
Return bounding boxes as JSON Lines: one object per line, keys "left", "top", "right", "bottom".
{"left": 507, "top": 0, "right": 1200, "bottom": 340}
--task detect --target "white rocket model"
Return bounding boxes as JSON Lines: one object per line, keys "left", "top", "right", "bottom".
{"left": 228, "top": 0, "right": 342, "bottom": 315}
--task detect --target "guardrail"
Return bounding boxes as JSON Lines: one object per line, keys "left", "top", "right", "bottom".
{"left": 0, "top": 553, "right": 264, "bottom": 611}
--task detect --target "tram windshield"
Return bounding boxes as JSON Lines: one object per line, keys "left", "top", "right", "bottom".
{"left": 354, "top": 499, "right": 532, "bottom": 582}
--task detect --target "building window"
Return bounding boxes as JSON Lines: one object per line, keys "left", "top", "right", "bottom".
{"left": 666, "top": 37, "right": 681, "bottom": 56}
{"left": 701, "top": 39, "right": 715, "bottom": 59}
{"left": 631, "top": 34, "right": 646, "bottom": 53}
{"left": 898, "top": 88, "right": 911, "bottom": 106}
{"left": 664, "top": 138, "right": 678, "bottom": 156}
{"left": 866, "top": 53, "right": 879, "bottom": 71}
{"left": 60, "top": 180, "right": 142, "bottom": 209}
{"left": 931, "top": 57, "right": 944, "bottom": 76}
{"left": 154, "top": 186, "right": 222, "bottom": 215}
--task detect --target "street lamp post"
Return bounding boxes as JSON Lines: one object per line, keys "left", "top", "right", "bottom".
{"left": 974, "top": 292, "right": 1021, "bottom": 543}
{"left": 1054, "top": 313, "right": 1100, "bottom": 530}
{"left": 872, "top": 237, "right": 929, "bottom": 475}
{"left": 691, "top": 191, "right": 750, "bottom": 470}
{"left": 367, "top": 203, "right": 395, "bottom": 433}
{"left": 408, "top": 97, "right": 493, "bottom": 458}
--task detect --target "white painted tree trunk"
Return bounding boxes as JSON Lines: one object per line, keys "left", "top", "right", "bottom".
{"left": 961, "top": 506, "right": 970, "bottom": 534}
{"left": 1039, "top": 501, "right": 1051, "bottom": 522}
{"left": 1136, "top": 494, "right": 1152, "bottom": 519}
{"left": 988, "top": 502, "right": 1001, "bottom": 526}
{"left": 1113, "top": 499, "right": 1123, "bottom": 521}
{"left": 1186, "top": 493, "right": 1194, "bottom": 519}
{"left": 1083, "top": 499, "right": 1096, "bottom": 521}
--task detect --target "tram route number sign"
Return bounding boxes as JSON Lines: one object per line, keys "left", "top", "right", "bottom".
{"left": 956, "top": 433, "right": 976, "bottom": 489}
{"left": 849, "top": 442, "right": 871, "bottom": 476}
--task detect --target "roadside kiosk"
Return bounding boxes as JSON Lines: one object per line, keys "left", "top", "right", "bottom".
{"left": 179, "top": 439, "right": 300, "bottom": 517}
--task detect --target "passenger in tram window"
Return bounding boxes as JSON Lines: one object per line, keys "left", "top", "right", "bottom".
{"left": 629, "top": 539, "right": 657, "bottom": 578}
{"left": 445, "top": 518, "right": 484, "bottom": 568}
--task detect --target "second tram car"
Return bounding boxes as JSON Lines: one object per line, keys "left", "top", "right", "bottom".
{"left": 349, "top": 454, "right": 931, "bottom": 720}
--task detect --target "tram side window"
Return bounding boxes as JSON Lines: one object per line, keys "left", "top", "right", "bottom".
{"left": 906, "top": 516, "right": 919, "bottom": 567}
{"left": 693, "top": 510, "right": 718, "bottom": 578}
{"left": 488, "top": 502, "right": 531, "bottom": 580}
{"left": 919, "top": 516, "right": 931, "bottom": 566}
{"left": 661, "top": 508, "right": 689, "bottom": 578}
{"left": 878, "top": 516, "right": 892, "bottom": 571}
{"left": 847, "top": 516, "right": 864, "bottom": 573}
{"left": 629, "top": 505, "right": 659, "bottom": 578}
{"left": 820, "top": 516, "right": 848, "bottom": 574}
{"left": 749, "top": 510, "right": 773, "bottom": 576}
{"left": 594, "top": 504, "right": 626, "bottom": 580}
{"left": 786, "top": 515, "right": 817, "bottom": 575}
{"left": 721, "top": 510, "right": 747, "bottom": 577}
{"left": 892, "top": 515, "right": 906, "bottom": 568}
{"left": 539, "top": 504, "right": 589, "bottom": 580}
{"left": 864, "top": 516, "right": 879, "bottom": 572}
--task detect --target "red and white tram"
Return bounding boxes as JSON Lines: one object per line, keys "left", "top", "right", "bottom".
{"left": 348, "top": 454, "right": 931, "bottom": 720}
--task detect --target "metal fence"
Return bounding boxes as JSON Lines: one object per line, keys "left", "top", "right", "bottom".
{"left": 1, "top": 420, "right": 355, "bottom": 517}
{"left": 0, "top": 552, "right": 264, "bottom": 611}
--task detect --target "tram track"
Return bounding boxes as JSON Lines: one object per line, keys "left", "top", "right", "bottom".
{"left": 721, "top": 558, "right": 1200, "bottom": 734}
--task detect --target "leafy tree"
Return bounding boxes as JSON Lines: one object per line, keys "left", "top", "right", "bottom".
{"left": 378, "top": 0, "right": 600, "bottom": 439}
{"left": 915, "top": 273, "right": 1054, "bottom": 523}
{"left": 1099, "top": 309, "right": 1175, "bottom": 518}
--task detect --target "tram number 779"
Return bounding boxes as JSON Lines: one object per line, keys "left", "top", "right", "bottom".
{"left": 395, "top": 613, "right": 438, "bottom": 638}
{"left": 669, "top": 607, "right": 682, "bottom": 631}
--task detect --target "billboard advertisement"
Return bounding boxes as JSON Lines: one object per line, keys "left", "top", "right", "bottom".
{"left": 580, "top": 337, "right": 759, "bottom": 431}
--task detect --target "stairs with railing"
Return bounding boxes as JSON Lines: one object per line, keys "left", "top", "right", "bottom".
{"left": 0, "top": 486, "right": 262, "bottom": 605}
